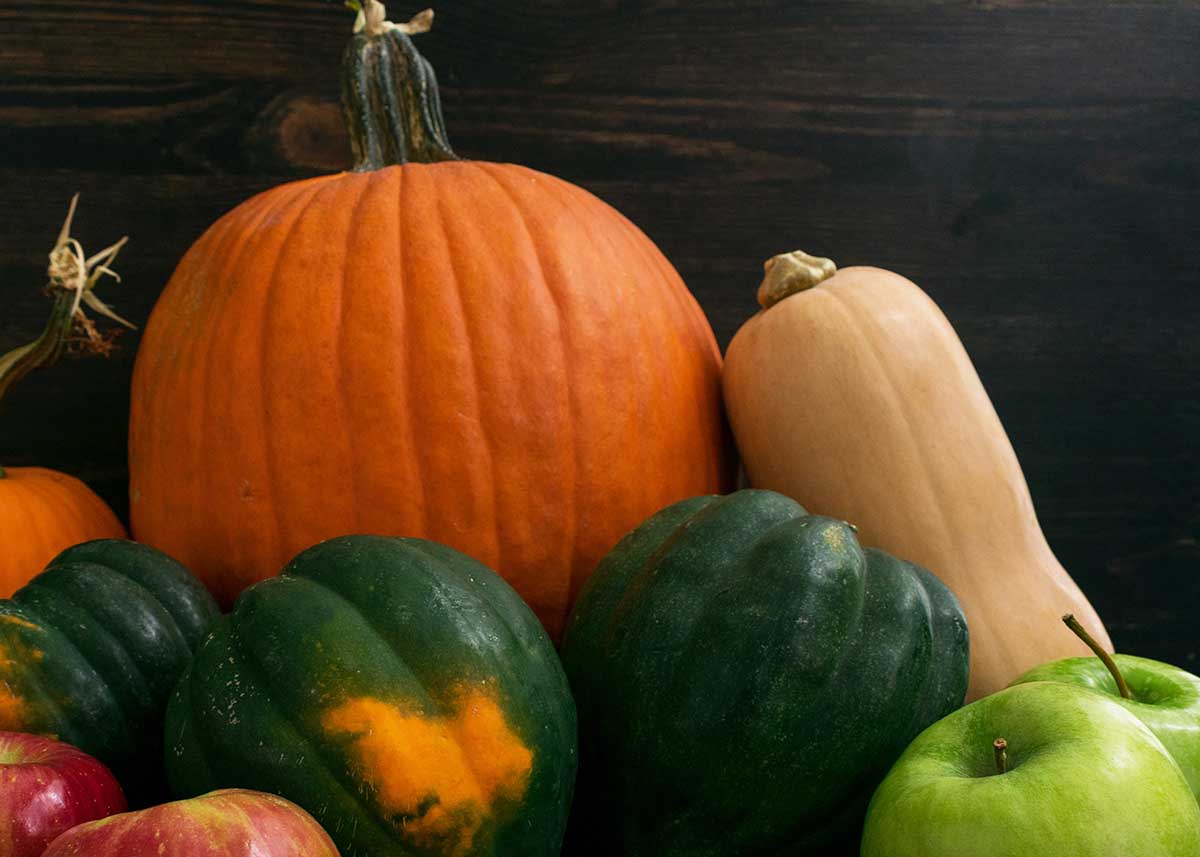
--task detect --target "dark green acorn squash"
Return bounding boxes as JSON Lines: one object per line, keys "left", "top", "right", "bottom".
{"left": 164, "top": 535, "right": 577, "bottom": 857}
{"left": 560, "top": 490, "right": 969, "bottom": 855}
{"left": 0, "top": 539, "right": 220, "bottom": 803}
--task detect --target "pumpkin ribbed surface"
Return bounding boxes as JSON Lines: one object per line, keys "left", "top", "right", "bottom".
{"left": 0, "top": 468, "right": 125, "bottom": 597}
{"left": 129, "top": 161, "right": 730, "bottom": 636}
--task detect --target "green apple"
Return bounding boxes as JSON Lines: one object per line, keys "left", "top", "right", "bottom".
{"left": 861, "top": 681, "right": 1200, "bottom": 856}
{"left": 1011, "top": 614, "right": 1200, "bottom": 798}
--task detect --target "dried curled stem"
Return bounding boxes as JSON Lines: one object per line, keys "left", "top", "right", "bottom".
{"left": 46, "top": 193, "right": 135, "bottom": 354}
{"left": 0, "top": 194, "right": 134, "bottom": 407}
{"left": 351, "top": 1, "right": 434, "bottom": 38}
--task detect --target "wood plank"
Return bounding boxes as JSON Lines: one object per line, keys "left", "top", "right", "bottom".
{"left": 3, "top": 2, "right": 1197, "bottom": 100}
{"left": 0, "top": 0, "right": 1196, "bottom": 658}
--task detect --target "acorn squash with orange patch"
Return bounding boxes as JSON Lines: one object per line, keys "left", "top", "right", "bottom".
{"left": 164, "top": 535, "right": 577, "bottom": 857}
{"left": 0, "top": 539, "right": 220, "bottom": 804}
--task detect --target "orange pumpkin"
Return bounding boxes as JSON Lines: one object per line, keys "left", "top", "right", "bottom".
{"left": 0, "top": 196, "right": 129, "bottom": 594}
{"left": 0, "top": 467, "right": 125, "bottom": 595}
{"left": 128, "top": 3, "right": 731, "bottom": 637}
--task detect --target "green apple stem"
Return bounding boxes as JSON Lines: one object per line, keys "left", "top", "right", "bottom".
{"left": 993, "top": 738, "right": 1008, "bottom": 774}
{"left": 1062, "top": 613, "right": 1131, "bottom": 700}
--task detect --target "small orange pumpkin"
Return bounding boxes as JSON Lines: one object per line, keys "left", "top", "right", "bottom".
{"left": 128, "top": 3, "right": 731, "bottom": 636}
{"left": 0, "top": 196, "right": 130, "bottom": 594}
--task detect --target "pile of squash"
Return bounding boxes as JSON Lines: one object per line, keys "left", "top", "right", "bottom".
{"left": 0, "top": 2, "right": 1127, "bottom": 855}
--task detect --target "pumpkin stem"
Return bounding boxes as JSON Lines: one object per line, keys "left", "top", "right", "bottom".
{"left": 0, "top": 194, "right": 135, "bottom": 410}
{"left": 1062, "top": 613, "right": 1131, "bottom": 700}
{"left": 341, "top": 1, "right": 457, "bottom": 169}
{"left": 757, "top": 251, "right": 838, "bottom": 309}
{"left": 993, "top": 738, "right": 1008, "bottom": 774}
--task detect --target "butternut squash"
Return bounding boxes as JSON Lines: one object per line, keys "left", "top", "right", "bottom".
{"left": 722, "top": 250, "right": 1111, "bottom": 700}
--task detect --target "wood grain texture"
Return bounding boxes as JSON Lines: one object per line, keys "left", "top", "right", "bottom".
{"left": 0, "top": 0, "right": 1196, "bottom": 661}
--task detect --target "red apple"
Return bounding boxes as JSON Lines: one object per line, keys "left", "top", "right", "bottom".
{"left": 0, "top": 731, "right": 125, "bottom": 857}
{"left": 42, "top": 788, "right": 339, "bottom": 856}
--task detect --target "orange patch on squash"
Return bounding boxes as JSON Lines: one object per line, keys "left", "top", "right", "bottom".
{"left": 322, "top": 684, "right": 533, "bottom": 855}
{"left": 0, "top": 681, "right": 28, "bottom": 727}
{"left": 0, "top": 616, "right": 41, "bottom": 633}
{"left": 0, "top": 630, "right": 42, "bottom": 729}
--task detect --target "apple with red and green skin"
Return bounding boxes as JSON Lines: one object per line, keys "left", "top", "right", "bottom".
{"left": 0, "top": 731, "right": 125, "bottom": 857}
{"left": 1010, "top": 614, "right": 1200, "bottom": 799}
{"left": 861, "top": 681, "right": 1200, "bottom": 856}
{"left": 42, "top": 788, "right": 339, "bottom": 857}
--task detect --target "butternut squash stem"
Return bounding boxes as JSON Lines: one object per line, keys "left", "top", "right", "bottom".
{"left": 757, "top": 250, "right": 838, "bottom": 309}
{"left": 993, "top": 738, "right": 1008, "bottom": 774}
{"left": 1063, "top": 613, "right": 1132, "bottom": 700}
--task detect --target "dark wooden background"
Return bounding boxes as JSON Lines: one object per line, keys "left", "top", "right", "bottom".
{"left": 0, "top": 1, "right": 1196, "bottom": 661}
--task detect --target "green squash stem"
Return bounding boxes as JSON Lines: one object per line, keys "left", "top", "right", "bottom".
{"left": 1063, "top": 613, "right": 1131, "bottom": 699}
{"left": 341, "top": 1, "right": 457, "bottom": 169}
{"left": 0, "top": 194, "right": 134, "bottom": 478}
